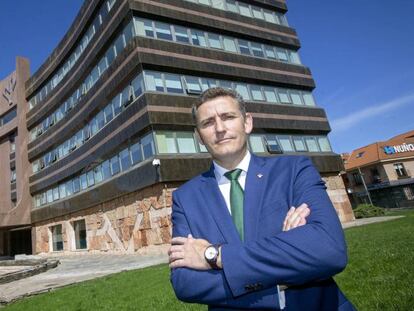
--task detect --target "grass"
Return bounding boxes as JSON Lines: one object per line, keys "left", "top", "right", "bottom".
{"left": 334, "top": 209, "right": 414, "bottom": 310}
{"left": 4, "top": 210, "right": 413, "bottom": 310}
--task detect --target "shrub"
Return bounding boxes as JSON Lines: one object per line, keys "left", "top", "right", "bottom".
{"left": 353, "top": 204, "right": 385, "bottom": 219}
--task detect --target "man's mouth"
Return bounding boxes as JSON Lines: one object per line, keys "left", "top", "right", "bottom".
{"left": 216, "top": 138, "right": 233, "bottom": 144}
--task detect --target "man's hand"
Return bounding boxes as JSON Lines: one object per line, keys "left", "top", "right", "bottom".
{"left": 282, "top": 203, "right": 310, "bottom": 231}
{"left": 169, "top": 234, "right": 211, "bottom": 270}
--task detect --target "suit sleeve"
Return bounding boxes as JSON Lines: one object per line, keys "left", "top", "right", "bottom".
{"left": 221, "top": 157, "right": 348, "bottom": 297}
{"left": 170, "top": 191, "right": 280, "bottom": 308}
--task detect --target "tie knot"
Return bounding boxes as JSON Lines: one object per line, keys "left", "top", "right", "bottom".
{"left": 224, "top": 169, "right": 243, "bottom": 181}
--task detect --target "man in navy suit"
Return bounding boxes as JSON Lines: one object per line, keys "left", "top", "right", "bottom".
{"left": 168, "top": 87, "right": 355, "bottom": 310}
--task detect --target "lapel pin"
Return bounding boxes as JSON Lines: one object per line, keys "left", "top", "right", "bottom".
{"left": 257, "top": 174, "right": 263, "bottom": 178}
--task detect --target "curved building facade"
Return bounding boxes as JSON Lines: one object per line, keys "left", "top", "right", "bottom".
{"left": 25, "top": 0, "right": 354, "bottom": 254}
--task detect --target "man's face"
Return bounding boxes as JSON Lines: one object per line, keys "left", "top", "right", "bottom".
{"left": 195, "top": 96, "right": 253, "bottom": 168}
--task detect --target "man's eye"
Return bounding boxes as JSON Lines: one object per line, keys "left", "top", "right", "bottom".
{"left": 201, "top": 120, "right": 214, "bottom": 127}
{"left": 223, "top": 115, "right": 236, "bottom": 120}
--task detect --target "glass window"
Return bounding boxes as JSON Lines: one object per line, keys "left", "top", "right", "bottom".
{"left": 66, "top": 180, "right": 74, "bottom": 196}
{"left": 238, "top": 39, "right": 250, "bottom": 55}
{"left": 87, "top": 170, "right": 95, "bottom": 186}
{"left": 191, "top": 30, "right": 207, "bottom": 47}
{"left": 177, "top": 132, "right": 197, "bottom": 153}
{"left": 318, "top": 137, "right": 332, "bottom": 152}
{"left": 53, "top": 187, "right": 59, "bottom": 201}
{"left": 119, "top": 148, "right": 132, "bottom": 171}
{"left": 252, "top": 7, "right": 263, "bottom": 19}
{"left": 277, "top": 89, "right": 291, "bottom": 104}
{"left": 94, "top": 165, "right": 103, "bottom": 183}
{"left": 276, "top": 49, "right": 289, "bottom": 62}
{"left": 134, "top": 18, "right": 146, "bottom": 36}
{"left": 289, "top": 51, "right": 301, "bottom": 64}
{"left": 235, "top": 83, "right": 250, "bottom": 100}
{"left": 263, "top": 10, "right": 276, "bottom": 24}
{"left": 106, "top": 45, "right": 116, "bottom": 65}
{"left": 110, "top": 155, "right": 120, "bottom": 175}
{"left": 98, "top": 57, "right": 108, "bottom": 75}
{"left": 223, "top": 37, "right": 237, "bottom": 53}
{"left": 211, "top": 0, "right": 225, "bottom": 9}
{"left": 80, "top": 173, "right": 88, "bottom": 190}
{"left": 226, "top": 0, "right": 238, "bottom": 13}
{"left": 174, "top": 26, "right": 190, "bottom": 43}
{"left": 131, "top": 74, "right": 144, "bottom": 97}
{"left": 59, "top": 184, "right": 66, "bottom": 199}
{"left": 156, "top": 132, "right": 177, "bottom": 153}
{"left": 249, "top": 135, "right": 265, "bottom": 153}
{"left": 208, "top": 33, "right": 222, "bottom": 49}
{"left": 47, "top": 189, "right": 53, "bottom": 204}
{"left": 110, "top": 95, "right": 122, "bottom": 118}
{"left": 293, "top": 137, "right": 307, "bottom": 152}
{"left": 145, "top": 72, "right": 164, "bottom": 92}
{"left": 114, "top": 34, "right": 126, "bottom": 57}
{"left": 302, "top": 92, "right": 316, "bottom": 106}
{"left": 73, "top": 177, "right": 80, "bottom": 193}
{"left": 130, "top": 142, "right": 142, "bottom": 164}
{"left": 123, "top": 21, "right": 134, "bottom": 45}
{"left": 264, "top": 46, "right": 276, "bottom": 59}
{"left": 200, "top": 78, "right": 217, "bottom": 91}
{"left": 73, "top": 219, "right": 87, "bottom": 250}
{"left": 164, "top": 74, "right": 184, "bottom": 93}
{"left": 219, "top": 80, "right": 233, "bottom": 90}
{"left": 51, "top": 225, "right": 63, "bottom": 251}
{"left": 90, "top": 117, "right": 99, "bottom": 136}
{"left": 143, "top": 19, "right": 155, "bottom": 37}
{"left": 264, "top": 87, "right": 278, "bottom": 103}
{"left": 104, "top": 104, "right": 114, "bottom": 123}
{"left": 250, "top": 86, "right": 264, "bottom": 101}
{"left": 40, "top": 192, "right": 47, "bottom": 205}
{"left": 184, "top": 76, "right": 202, "bottom": 94}
{"left": 278, "top": 136, "right": 294, "bottom": 152}
{"left": 265, "top": 136, "right": 282, "bottom": 153}
{"left": 394, "top": 163, "right": 408, "bottom": 177}
{"left": 238, "top": 3, "right": 252, "bottom": 17}
{"left": 155, "top": 22, "right": 173, "bottom": 40}
{"left": 250, "top": 42, "right": 264, "bottom": 58}
{"left": 290, "top": 91, "right": 303, "bottom": 105}
{"left": 305, "top": 137, "right": 319, "bottom": 152}
{"left": 142, "top": 133, "right": 155, "bottom": 159}
{"left": 102, "top": 160, "right": 111, "bottom": 180}
{"left": 96, "top": 111, "right": 105, "bottom": 129}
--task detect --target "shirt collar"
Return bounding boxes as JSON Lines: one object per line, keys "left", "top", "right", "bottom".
{"left": 213, "top": 151, "right": 251, "bottom": 183}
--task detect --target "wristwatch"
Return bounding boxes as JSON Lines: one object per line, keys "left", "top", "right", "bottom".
{"left": 204, "top": 244, "right": 221, "bottom": 270}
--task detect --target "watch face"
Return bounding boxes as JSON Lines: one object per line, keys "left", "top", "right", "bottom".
{"left": 205, "top": 246, "right": 218, "bottom": 260}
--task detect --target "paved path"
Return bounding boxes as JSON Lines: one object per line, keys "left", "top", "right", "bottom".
{"left": 0, "top": 215, "right": 406, "bottom": 305}
{"left": 0, "top": 247, "right": 168, "bottom": 305}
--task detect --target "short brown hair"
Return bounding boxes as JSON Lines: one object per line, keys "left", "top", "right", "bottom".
{"left": 192, "top": 87, "right": 246, "bottom": 124}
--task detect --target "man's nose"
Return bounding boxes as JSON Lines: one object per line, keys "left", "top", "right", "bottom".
{"left": 215, "top": 118, "right": 225, "bottom": 132}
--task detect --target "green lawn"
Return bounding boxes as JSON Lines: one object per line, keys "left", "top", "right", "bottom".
{"left": 4, "top": 210, "right": 413, "bottom": 311}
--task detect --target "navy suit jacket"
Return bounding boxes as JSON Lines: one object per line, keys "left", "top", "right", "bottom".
{"left": 171, "top": 155, "right": 355, "bottom": 310}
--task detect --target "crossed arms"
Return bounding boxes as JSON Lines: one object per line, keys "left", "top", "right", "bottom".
{"left": 169, "top": 157, "right": 347, "bottom": 306}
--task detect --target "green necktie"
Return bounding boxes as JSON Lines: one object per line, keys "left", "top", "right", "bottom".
{"left": 224, "top": 169, "right": 244, "bottom": 241}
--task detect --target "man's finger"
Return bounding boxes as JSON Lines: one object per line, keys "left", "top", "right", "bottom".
{"left": 169, "top": 259, "right": 186, "bottom": 268}
{"left": 296, "top": 203, "right": 310, "bottom": 218}
{"left": 168, "top": 245, "right": 184, "bottom": 255}
{"left": 171, "top": 237, "right": 188, "bottom": 245}
{"left": 169, "top": 251, "right": 185, "bottom": 263}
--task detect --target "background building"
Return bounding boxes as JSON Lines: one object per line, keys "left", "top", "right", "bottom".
{"left": 0, "top": 57, "right": 32, "bottom": 257}
{"left": 24, "top": 0, "right": 354, "bottom": 255}
{"left": 344, "top": 130, "right": 414, "bottom": 208}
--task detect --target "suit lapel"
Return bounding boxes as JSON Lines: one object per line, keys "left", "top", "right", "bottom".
{"left": 199, "top": 166, "right": 241, "bottom": 244}
{"left": 243, "top": 154, "right": 267, "bottom": 242}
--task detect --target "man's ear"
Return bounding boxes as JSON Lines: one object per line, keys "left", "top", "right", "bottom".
{"left": 244, "top": 113, "right": 253, "bottom": 135}
{"left": 194, "top": 128, "right": 205, "bottom": 145}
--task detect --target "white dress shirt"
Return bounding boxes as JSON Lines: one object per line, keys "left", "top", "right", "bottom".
{"left": 213, "top": 151, "right": 250, "bottom": 214}
{"left": 213, "top": 151, "right": 286, "bottom": 309}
